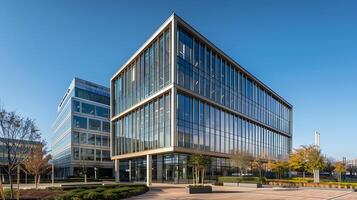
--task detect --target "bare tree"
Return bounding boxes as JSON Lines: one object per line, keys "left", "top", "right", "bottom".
{"left": 24, "top": 144, "right": 52, "bottom": 189}
{"left": 0, "top": 107, "right": 41, "bottom": 198}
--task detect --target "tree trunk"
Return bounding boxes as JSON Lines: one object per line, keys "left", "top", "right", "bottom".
{"left": 303, "top": 171, "right": 305, "bottom": 180}
{"left": 192, "top": 168, "right": 195, "bottom": 184}
{"left": 259, "top": 169, "right": 262, "bottom": 183}
{"left": 196, "top": 168, "right": 199, "bottom": 185}
{"left": 35, "top": 175, "right": 38, "bottom": 189}
{"left": 201, "top": 169, "right": 204, "bottom": 185}
{"left": 37, "top": 175, "right": 41, "bottom": 189}
{"left": 0, "top": 174, "right": 5, "bottom": 200}
{"left": 8, "top": 171, "right": 14, "bottom": 199}
{"left": 17, "top": 166, "right": 20, "bottom": 200}
{"left": 84, "top": 174, "right": 87, "bottom": 184}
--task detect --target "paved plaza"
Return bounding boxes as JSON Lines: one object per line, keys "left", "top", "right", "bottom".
{"left": 129, "top": 184, "right": 357, "bottom": 200}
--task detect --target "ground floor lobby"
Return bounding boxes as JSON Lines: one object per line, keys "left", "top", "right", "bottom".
{"left": 116, "top": 152, "right": 245, "bottom": 184}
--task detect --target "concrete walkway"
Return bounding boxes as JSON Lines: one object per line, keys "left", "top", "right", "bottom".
{"left": 129, "top": 184, "right": 357, "bottom": 200}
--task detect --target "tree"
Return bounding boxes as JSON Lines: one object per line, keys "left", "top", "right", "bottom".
{"left": 325, "top": 158, "right": 335, "bottom": 177}
{"left": 252, "top": 156, "right": 265, "bottom": 182}
{"left": 270, "top": 160, "right": 289, "bottom": 179}
{"left": 305, "top": 145, "right": 325, "bottom": 183}
{"left": 347, "top": 165, "right": 357, "bottom": 178}
{"left": 188, "top": 154, "right": 210, "bottom": 185}
{"left": 79, "top": 158, "right": 89, "bottom": 184}
{"left": 0, "top": 107, "right": 41, "bottom": 198}
{"left": 289, "top": 146, "right": 308, "bottom": 180}
{"left": 334, "top": 161, "right": 346, "bottom": 182}
{"left": 230, "top": 151, "right": 253, "bottom": 176}
{"left": 24, "top": 144, "right": 52, "bottom": 189}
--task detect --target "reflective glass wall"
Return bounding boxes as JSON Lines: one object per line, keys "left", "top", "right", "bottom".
{"left": 112, "top": 93, "right": 171, "bottom": 156}
{"left": 119, "top": 152, "right": 260, "bottom": 183}
{"left": 177, "top": 27, "right": 292, "bottom": 136}
{"left": 177, "top": 92, "right": 290, "bottom": 160}
{"left": 112, "top": 27, "right": 171, "bottom": 117}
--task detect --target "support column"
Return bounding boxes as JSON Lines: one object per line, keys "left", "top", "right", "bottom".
{"left": 146, "top": 154, "right": 152, "bottom": 186}
{"left": 157, "top": 155, "right": 163, "bottom": 182}
{"left": 115, "top": 159, "right": 120, "bottom": 182}
{"left": 129, "top": 160, "right": 132, "bottom": 182}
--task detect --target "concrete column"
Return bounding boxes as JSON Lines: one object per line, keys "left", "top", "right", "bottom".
{"left": 129, "top": 160, "right": 132, "bottom": 182}
{"left": 157, "top": 155, "right": 163, "bottom": 182}
{"left": 115, "top": 159, "right": 120, "bottom": 182}
{"left": 146, "top": 154, "right": 152, "bottom": 186}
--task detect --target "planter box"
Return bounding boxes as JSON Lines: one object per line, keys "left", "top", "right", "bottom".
{"left": 239, "top": 183, "right": 262, "bottom": 188}
{"left": 223, "top": 182, "right": 239, "bottom": 187}
{"left": 186, "top": 186, "right": 212, "bottom": 194}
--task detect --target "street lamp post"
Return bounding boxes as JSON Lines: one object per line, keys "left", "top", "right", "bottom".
{"left": 52, "top": 163, "right": 54, "bottom": 186}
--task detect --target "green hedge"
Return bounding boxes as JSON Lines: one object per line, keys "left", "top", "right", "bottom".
{"left": 267, "top": 180, "right": 357, "bottom": 190}
{"left": 218, "top": 176, "right": 265, "bottom": 184}
{"left": 43, "top": 184, "right": 148, "bottom": 200}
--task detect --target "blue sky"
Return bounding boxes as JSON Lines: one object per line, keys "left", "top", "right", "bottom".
{"left": 0, "top": 0, "right": 356, "bottom": 160}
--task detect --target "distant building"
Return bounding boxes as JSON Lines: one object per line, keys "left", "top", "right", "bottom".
{"left": 110, "top": 14, "right": 293, "bottom": 184}
{"left": 52, "top": 78, "right": 113, "bottom": 179}
{"left": 0, "top": 138, "right": 42, "bottom": 181}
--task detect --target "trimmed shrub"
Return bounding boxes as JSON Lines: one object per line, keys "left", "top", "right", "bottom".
{"left": 218, "top": 176, "right": 265, "bottom": 184}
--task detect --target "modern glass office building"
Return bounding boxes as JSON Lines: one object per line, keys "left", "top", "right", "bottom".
{"left": 52, "top": 78, "right": 113, "bottom": 179}
{"left": 111, "top": 14, "right": 293, "bottom": 184}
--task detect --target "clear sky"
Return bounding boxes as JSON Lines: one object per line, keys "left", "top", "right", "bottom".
{"left": 1, "top": 0, "right": 356, "bottom": 160}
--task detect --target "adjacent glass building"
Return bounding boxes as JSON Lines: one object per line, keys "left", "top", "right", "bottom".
{"left": 111, "top": 14, "right": 293, "bottom": 184}
{"left": 52, "top": 78, "right": 113, "bottom": 179}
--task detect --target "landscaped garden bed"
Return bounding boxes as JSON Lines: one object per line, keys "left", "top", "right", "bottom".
{"left": 218, "top": 176, "right": 265, "bottom": 187}
{"left": 4, "top": 184, "right": 149, "bottom": 200}
{"left": 186, "top": 185, "right": 212, "bottom": 194}
{"left": 267, "top": 179, "right": 357, "bottom": 191}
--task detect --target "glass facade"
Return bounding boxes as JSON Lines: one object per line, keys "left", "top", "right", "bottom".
{"left": 113, "top": 93, "right": 171, "bottom": 155}
{"left": 177, "top": 27, "right": 291, "bottom": 135}
{"left": 111, "top": 15, "right": 292, "bottom": 183}
{"left": 52, "top": 78, "right": 113, "bottom": 179}
{"left": 112, "top": 28, "right": 171, "bottom": 116}
{"left": 119, "top": 153, "right": 254, "bottom": 184}
{"left": 177, "top": 92, "right": 289, "bottom": 160}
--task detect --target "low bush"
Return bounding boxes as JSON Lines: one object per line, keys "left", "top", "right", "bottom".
{"left": 57, "top": 184, "right": 149, "bottom": 200}
{"left": 218, "top": 176, "right": 265, "bottom": 184}
{"left": 187, "top": 185, "right": 212, "bottom": 189}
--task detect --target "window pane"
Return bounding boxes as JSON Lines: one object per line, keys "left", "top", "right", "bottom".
{"left": 73, "top": 147, "right": 79, "bottom": 160}
{"left": 88, "top": 133, "right": 95, "bottom": 145}
{"left": 72, "top": 132, "right": 79, "bottom": 144}
{"left": 89, "top": 119, "right": 101, "bottom": 131}
{"left": 164, "top": 30, "right": 170, "bottom": 85}
{"left": 80, "top": 132, "right": 87, "bottom": 144}
{"left": 73, "top": 100, "right": 80, "bottom": 112}
{"left": 102, "top": 121, "right": 110, "bottom": 132}
{"left": 82, "top": 102, "right": 95, "bottom": 115}
{"left": 82, "top": 149, "right": 94, "bottom": 161}
{"left": 102, "top": 136, "right": 109, "bottom": 146}
{"left": 96, "top": 106, "right": 109, "bottom": 118}
{"left": 96, "top": 150, "right": 101, "bottom": 161}
{"left": 96, "top": 135, "right": 101, "bottom": 146}
{"left": 102, "top": 150, "right": 111, "bottom": 161}
{"left": 75, "top": 87, "right": 110, "bottom": 105}
{"left": 73, "top": 116, "right": 87, "bottom": 129}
